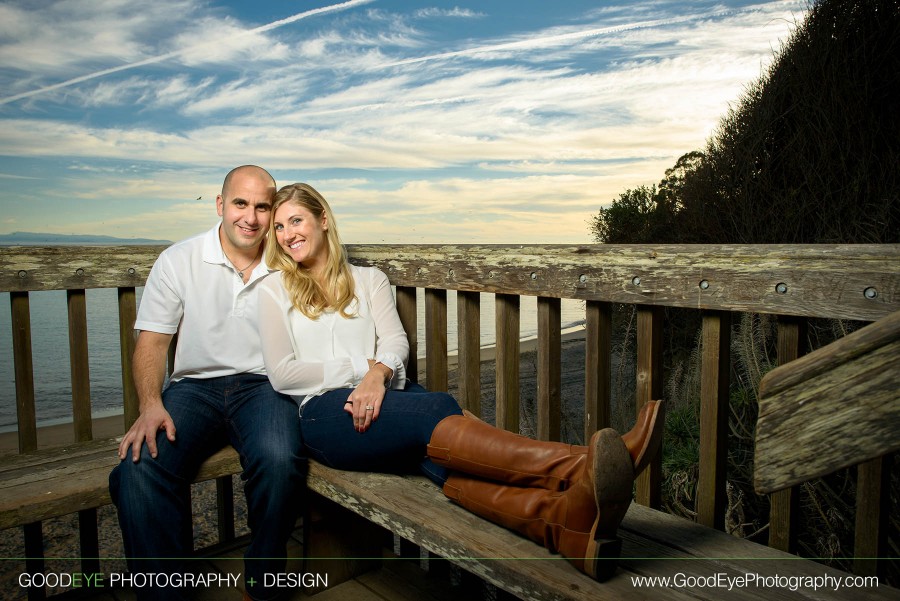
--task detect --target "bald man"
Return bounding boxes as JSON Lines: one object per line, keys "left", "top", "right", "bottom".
{"left": 110, "top": 166, "right": 305, "bottom": 601}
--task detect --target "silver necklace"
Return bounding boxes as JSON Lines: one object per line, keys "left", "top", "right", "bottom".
{"left": 226, "top": 248, "right": 259, "bottom": 279}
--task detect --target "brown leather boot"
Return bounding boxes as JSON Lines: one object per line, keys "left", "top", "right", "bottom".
{"left": 442, "top": 428, "right": 633, "bottom": 580}
{"left": 428, "top": 400, "right": 665, "bottom": 580}
{"left": 428, "top": 415, "right": 587, "bottom": 491}
{"left": 428, "top": 400, "right": 664, "bottom": 489}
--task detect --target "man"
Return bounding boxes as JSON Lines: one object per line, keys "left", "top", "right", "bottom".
{"left": 109, "top": 165, "right": 305, "bottom": 601}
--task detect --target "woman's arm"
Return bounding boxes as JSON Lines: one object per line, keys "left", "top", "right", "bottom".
{"left": 367, "top": 268, "right": 409, "bottom": 389}
{"left": 258, "top": 277, "right": 357, "bottom": 396}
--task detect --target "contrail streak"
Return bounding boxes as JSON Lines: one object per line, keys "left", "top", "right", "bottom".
{"left": 377, "top": 12, "right": 731, "bottom": 69}
{"left": 0, "top": 0, "right": 373, "bottom": 106}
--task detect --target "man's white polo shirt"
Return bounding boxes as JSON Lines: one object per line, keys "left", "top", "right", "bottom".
{"left": 134, "top": 223, "right": 276, "bottom": 381}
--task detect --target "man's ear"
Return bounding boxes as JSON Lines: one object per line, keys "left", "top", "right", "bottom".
{"left": 216, "top": 194, "right": 224, "bottom": 217}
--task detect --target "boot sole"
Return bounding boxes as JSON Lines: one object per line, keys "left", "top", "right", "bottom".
{"left": 584, "top": 428, "right": 633, "bottom": 581}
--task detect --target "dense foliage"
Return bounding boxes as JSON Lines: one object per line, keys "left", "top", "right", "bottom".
{"left": 591, "top": 0, "right": 900, "bottom": 244}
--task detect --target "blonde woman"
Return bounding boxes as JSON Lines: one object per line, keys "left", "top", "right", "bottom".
{"left": 258, "top": 183, "right": 665, "bottom": 581}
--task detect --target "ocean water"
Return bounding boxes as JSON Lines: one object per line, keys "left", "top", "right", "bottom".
{"left": 0, "top": 288, "right": 585, "bottom": 432}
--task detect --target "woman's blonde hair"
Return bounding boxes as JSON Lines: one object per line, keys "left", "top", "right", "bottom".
{"left": 265, "top": 183, "right": 356, "bottom": 319}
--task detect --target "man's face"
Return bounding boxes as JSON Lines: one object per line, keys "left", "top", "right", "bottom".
{"left": 216, "top": 171, "right": 274, "bottom": 253}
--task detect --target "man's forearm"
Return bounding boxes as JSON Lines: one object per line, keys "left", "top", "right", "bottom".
{"left": 132, "top": 331, "right": 173, "bottom": 412}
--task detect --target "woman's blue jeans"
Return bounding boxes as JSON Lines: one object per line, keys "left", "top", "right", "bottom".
{"left": 109, "top": 374, "right": 305, "bottom": 601}
{"left": 299, "top": 382, "right": 462, "bottom": 486}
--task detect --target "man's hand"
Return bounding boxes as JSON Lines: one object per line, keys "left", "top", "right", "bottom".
{"left": 121, "top": 330, "right": 176, "bottom": 462}
{"left": 117, "top": 403, "right": 176, "bottom": 462}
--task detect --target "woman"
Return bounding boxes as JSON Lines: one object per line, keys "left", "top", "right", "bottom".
{"left": 258, "top": 183, "right": 664, "bottom": 581}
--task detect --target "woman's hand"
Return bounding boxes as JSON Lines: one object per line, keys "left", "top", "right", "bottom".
{"left": 344, "top": 360, "right": 393, "bottom": 432}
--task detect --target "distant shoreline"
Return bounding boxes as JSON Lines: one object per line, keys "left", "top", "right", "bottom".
{"left": 0, "top": 231, "right": 171, "bottom": 245}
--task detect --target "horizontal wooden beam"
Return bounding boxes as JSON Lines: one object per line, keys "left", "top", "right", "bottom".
{"left": 2, "top": 244, "right": 897, "bottom": 321}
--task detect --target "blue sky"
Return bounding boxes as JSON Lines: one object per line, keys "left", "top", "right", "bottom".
{"left": 0, "top": 0, "right": 807, "bottom": 244}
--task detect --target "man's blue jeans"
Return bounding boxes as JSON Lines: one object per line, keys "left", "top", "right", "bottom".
{"left": 299, "top": 382, "right": 461, "bottom": 486}
{"left": 109, "top": 374, "right": 305, "bottom": 601}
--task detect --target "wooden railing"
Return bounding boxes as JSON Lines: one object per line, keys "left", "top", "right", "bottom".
{"left": 2, "top": 243, "right": 898, "bottom": 579}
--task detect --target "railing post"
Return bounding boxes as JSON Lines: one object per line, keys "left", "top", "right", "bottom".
{"left": 495, "top": 294, "right": 520, "bottom": 432}
{"left": 768, "top": 315, "right": 807, "bottom": 553}
{"left": 636, "top": 305, "right": 663, "bottom": 508}
{"left": 425, "top": 288, "right": 448, "bottom": 392}
{"left": 67, "top": 289, "right": 93, "bottom": 442}
{"left": 855, "top": 454, "right": 892, "bottom": 578}
{"left": 537, "top": 297, "right": 561, "bottom": 441}
{"left": 68, "top": 289, "right": 101, "bottom": 575}
{"left": 395, "top": 286, "right": 417, "bottom": 379}
{"left": 585, "top": 301, "right": 612, "bottom": 441}
{"left": 11, "top": 291, "right": 45, "bottom": 601}
{"left": 118, "top": 287, "right": 139, "bottom": 428}
{"left": 457, "top": 291, "right": 481, "bottom": 416}
{"left": 11, "top": 291, "right": 37, "bottom": 452}
{"left": 697, "top": 310, "right": 731, "bottom": 530}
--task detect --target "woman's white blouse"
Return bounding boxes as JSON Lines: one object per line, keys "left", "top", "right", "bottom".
{"left": 258, "top": 265, "right": 409, "bottom": 406}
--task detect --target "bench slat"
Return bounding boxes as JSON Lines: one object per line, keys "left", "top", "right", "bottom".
{"left": 0, "top": 440, "right": 241, "bottom": 530}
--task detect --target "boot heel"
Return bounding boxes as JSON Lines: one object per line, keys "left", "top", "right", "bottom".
{"left": 587, "top": 537, "right": 622, "bottom": 581}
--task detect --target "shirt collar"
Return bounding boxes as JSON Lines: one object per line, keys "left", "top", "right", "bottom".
{"left": 202, "top": 223, "right": 227, "bottom": 266}
{"left": 202, "top": 222, "right": 276, "bottom": 275}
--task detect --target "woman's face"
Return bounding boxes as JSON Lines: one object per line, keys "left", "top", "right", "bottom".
{"left": 273, "top": 200, "right": 329, "bottom": 272}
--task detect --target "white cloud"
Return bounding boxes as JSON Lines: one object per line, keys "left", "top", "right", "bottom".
{"left": 413, "top": 7, "right": 485, "bottom": 19}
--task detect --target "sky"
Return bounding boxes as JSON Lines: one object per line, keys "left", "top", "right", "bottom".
{"left": 0, "top": 0, "right": 809, "bottom": 244}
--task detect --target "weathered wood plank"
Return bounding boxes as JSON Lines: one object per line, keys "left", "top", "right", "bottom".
{"left": 635, "top": 306, "right": 662, "bottom": 509}
{"left": 10, "top": 291, "right": 37, "bottom": 453}
{"left": 495, "top": 293, "right": 520, "bottom": 432}
{"left": 697, "top": 311, "right": 731, "bottom": 530}
{"left": 425, "top": 288, "right": 448, "bottom": 392}
{"left": 118, "top": 287, "right": 138, "bottom": 428}
{"left": 395, "top": 286, "right": 417, "bottom": 379}
{"left": 755, "top": 311, "right": 900, "bottom": 493}
{"left": 0, "top": 439, "right": 241, "bottom": 530}
{"left": 855, "top": 455, "right": 892, "bottom": 578}
{"left": 67, "top": 289, "right": 92, "bottom": 442}
{"left": 584, "top": 300, "right": 612, "bottom": 438}
{"left": 767, "top": 317, "right": 806, "bottom": 553}
{"left": 348, "top": 244, "right": 899, "bottom": 321}
{"left": 537, "top": 297, "right": 561, "bottom": 442}
{"left": 456, "top": 291, "right": 481, "bottom": 416}
{"left": 4, "top": 244, "right": 898, "bottom": 320}
{"left": 1, "top": 246, "right": 163, "bottom": 292}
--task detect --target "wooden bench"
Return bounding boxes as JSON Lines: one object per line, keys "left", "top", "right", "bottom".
{"left": 3, "top": 439, "right": 894, "bottom": 601}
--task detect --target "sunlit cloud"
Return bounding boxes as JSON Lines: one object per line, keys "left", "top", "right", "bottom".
{"left": 0, "top": 0, "right": 808, "bottom": 243}
{"left": 0, "top": 0, "right": 374, "bottom": 105}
